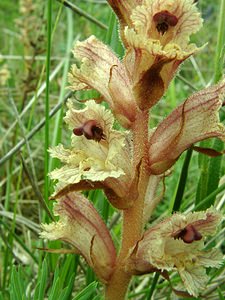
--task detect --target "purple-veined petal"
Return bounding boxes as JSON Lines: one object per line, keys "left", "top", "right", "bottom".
{"left": 41, "top": 192, "right": 116, "bottom": 282}
{"left": 148, "top": 80, "right": 225, "bottom": 174}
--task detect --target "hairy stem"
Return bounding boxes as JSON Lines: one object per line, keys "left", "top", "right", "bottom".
{"left": 105, "top": 110, "right": 149, "bottom": 299}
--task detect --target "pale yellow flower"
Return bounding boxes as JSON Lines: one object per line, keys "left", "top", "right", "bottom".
{"left": 40, "top": 192, "right": 116, "bottom": 283}
{"left": 68, "top": 36, "right": 137, "bottom": 128}
{"left": 129, "top": 0, "right": 202, "bottom": 47}
{"left": 123, "top": 0, "right": 203, "bottom": 109}
{"left": 49, "top": 100, "right": 135, "bottom": 208}
{"left": 130, "top": 207, "right": 223, "bottom": 297}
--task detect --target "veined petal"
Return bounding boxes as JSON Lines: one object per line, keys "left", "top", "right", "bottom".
{"left": 125, "top": 27, "right": 199, "bottom": 84}
{"left": 49, "top": 136, "right": 126, "bottom": 184}
{"left": 178, "top": 249, "right": 224, "bottom": 297}
{"left": 181, "top": 207, "right": 222, "bottom": 236}
{"left": 49, "top": 135, "right": 134, "bottom": 208}
{"left": 148, "top": 80, "right": 225, "bottom": 174}
{"left": 40, "top": 192, "right": 116, "bottom": 282}
{"left": 196, "top": 248, "right": 223, "bottom": 268}
{"left": 130, "top": 207, "right": 223, "bottom": 297}
{"left": 68, "top": 36, "right": 137, "bottom": 127}
{"left": 178, "top": 266, "right": 207, "bottom": 297}
{"left": 124, "top": 29, "right": 201, "bottom": 110}
{"left": 130, "top": 0, "right": 202, "bottom": 47}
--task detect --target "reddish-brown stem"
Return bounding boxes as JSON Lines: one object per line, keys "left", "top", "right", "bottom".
{"left": 105, "top": 110, "right": 149, "bottom": 299}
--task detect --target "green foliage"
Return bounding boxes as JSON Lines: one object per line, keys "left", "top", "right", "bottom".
{"left": 72, "top": 282, "right": 98, "bottom": 300}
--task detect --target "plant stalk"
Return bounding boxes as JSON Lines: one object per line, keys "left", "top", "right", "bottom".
{"left": 105, "top": 110, "right": 149, "bottom": 299}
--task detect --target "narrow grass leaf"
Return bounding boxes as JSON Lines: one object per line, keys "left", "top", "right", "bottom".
{"left": 37, "top": 257, "right": 48, "bottom": 300}
{"left": 56, "top": 0, "right": 107, "bottom": 30}
{"left": 205, "top": 139, "right": 224, "bottom": 206}
{"left": 146, "top": 273, "right": 160, "bottom": 300}
{"left": 59, "top": 272, "right": 76, "bottom": 300}
{"left": 195, "top": 181, "right": 225, "bottom": 210}
{"left": 217, "top": 287, "right": 224, "bottom": 300}
{"left": 10, "top": 266, "right": 25, "bottom": 300}
{"left": 45, "top": 0, "right": 52, "bottom": 203}
{"left": 0, "top": 220, "right": 38, "bottom": 264}
{"left": 48, "top": 277, "right": 61, "bottom": 300}
{"left": 72, "top": 281, "right": 98, "bottom": 300}
{"left": 170, "top": 149, "right": 193, "bottom": 212}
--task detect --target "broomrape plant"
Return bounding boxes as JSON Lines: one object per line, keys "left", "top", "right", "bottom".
{"left": 41, "top": 0, "right": 225, "bottom": 299}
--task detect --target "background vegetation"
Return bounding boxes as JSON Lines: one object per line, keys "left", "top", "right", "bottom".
{"left": 0, "top": 0, "right": 224, "bottom": 299}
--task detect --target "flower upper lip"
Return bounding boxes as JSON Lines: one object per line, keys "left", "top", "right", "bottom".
{"left": 153, "top": 10, "right": 178, "bottom": 35}
{"left": 73, "top": 119, "right": 106, "bottom": 142}
{"left": 173, "top": 224, "right": 202, "bottom": 244}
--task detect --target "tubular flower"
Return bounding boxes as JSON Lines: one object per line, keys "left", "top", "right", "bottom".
{"left": 68, "top": 36, "right": 137, "bottom": 128}
{"left": 49, "top": 100, "right": 135, "bottom": 208}
{"left": 123, "top": 0, "right": 203, "bottom": 110}
{"left": 148, "top": 79, "right": 225, "bottom": 174}
{"left": 129, "top": 207, "right": 223, "bottom": 297}
{"left": 40, "top": 192, "right": 116, "bottom": 283}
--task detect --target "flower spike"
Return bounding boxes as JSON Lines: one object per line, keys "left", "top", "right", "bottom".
{"left": 38, "top": 1, "right": 224, "bottom": 298}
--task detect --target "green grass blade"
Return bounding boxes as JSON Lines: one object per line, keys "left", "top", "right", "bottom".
{"left": 170, "top": 149, "right": 193, "bottom": 212}
{"left": 205, "top": 139, "right": 224, "bottom": 207}
{"left": 33, "top": 283, "right": 41, "bottom": 300}
{"left": 195, "top": 181, "right": 225, "bottom": 210}
{"left": 217, "top": 288, "right": 224, "bottom": 300}
{"left": 10, "top": 266, "right": 25, "bottom": 300}
{"left": 56, "top": 0, "right": 107, "bottom": 30}
{"left": 59, "top": 272, "right": 76, "bottom": 300}
{"left": 0, "top": 91, "right": 72, "bottom": 167}
{"left": 49, "top": 8, "right": 74, "bottom": 172}
{"left": 72, "top": 282, "right": 98, "bottom": 300}
{"left": 146, "top": 273, "right": 160, "bottom": 300}
{"left": 214, "top": 0, "right": 225, "bottom": 83}
{"left": 45, "top": 0, "right": 52, "bottom": 203}
{"left": 48, "top": 277, "right": 61, "bottom": 300}
{"left": 0, "top": 220, "right": 38, "bottom": 264}
{"left": 37, "top": 257, "right": 48, "bottom": 300}
{"left": 59, "top": 255, "right": 76, "bottom": 287}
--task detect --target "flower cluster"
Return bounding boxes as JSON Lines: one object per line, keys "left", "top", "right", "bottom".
{"left": 41, "top": 0, "right": 224, "bottom": 298}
